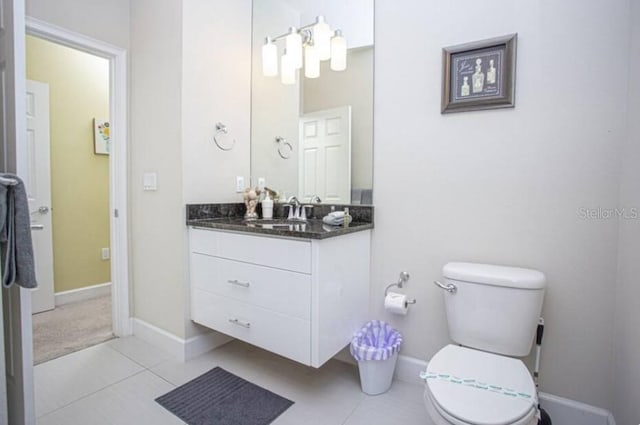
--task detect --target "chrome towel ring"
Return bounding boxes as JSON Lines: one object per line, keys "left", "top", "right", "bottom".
{"left": 213, "top": 122, "right": 236, "bottom": 151}
{"left": 275, "top": 136, "right": 293, "bottom": 159}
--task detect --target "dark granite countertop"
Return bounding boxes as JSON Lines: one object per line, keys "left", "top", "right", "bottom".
{"left": 186, "top": 203, "right": 374, "bottom": 240}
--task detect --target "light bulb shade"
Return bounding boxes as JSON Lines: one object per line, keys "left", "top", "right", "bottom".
{"left": 304, "top": 44, "right": 320, "bottom": 78}
{"left": 281, "top": 52, "right": 296, "bottom": 85}
{"left": 313, "top": 16, "right": 332, "bottom": 61}
{"left": 262, "top": 39, "right": 278, "bottom": 76}
{"left": 330, "top": 31, "right": 347, "bottom": 71}
{"left": 285, "top": 28, "right": 303, "bottom": 69}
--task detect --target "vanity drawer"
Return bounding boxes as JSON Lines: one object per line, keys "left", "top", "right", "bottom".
{"left": 190, "top": 228, "right": 311, "bottom": 273}
{"left": 191, "top": 253, "right": 311, "bottom": 320}
{"left": 192, "top": 289, "right": 311, "bottom": 365}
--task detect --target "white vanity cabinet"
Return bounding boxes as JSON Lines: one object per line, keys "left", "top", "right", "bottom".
{"left": 188, "top": 227, "right": 371, "bottom": 367}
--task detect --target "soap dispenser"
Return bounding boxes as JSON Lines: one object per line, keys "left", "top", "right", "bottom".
{"left": 262, "top": 191, "right": 274, "bottom": 220}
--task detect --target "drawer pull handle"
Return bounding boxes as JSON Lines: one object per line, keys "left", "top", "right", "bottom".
{"left": 228, "top": 318, "right": 251, "bottom": 328}
{"left": 228, "top": 279, "right": 250, "bottom": 288}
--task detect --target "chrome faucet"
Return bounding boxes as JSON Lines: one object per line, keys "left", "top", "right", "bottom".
{"left": 284, "top": 196, "right": 312, "bottom": 221}
{"left": 309, "top": 195, "right": 322, "bottom": 204}
{"left": 285, "top": 196, "right": 301, "bottom": 220}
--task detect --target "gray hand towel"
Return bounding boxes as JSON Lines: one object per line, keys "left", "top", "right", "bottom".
{"left": 0, "top": 183, "right": 8, "bottom": 242}
{"left": 0, "top": 173, "right": 38, "bottom": 288}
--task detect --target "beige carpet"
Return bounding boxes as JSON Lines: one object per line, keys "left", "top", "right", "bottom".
{"left": 32, "top": 295, "right": 115, "bottom": 365}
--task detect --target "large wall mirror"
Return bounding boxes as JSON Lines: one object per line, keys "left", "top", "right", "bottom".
{"left": 250, "top": 0, "right": 374, "bottom": 204}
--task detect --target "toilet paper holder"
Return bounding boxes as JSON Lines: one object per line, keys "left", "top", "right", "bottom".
{"left": 384, "top": 271, "right": 417, "bottom": 305}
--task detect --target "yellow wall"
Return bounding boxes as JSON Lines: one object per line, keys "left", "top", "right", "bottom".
{"left": 26, "top": 35, "right": 111, "bottom": 293}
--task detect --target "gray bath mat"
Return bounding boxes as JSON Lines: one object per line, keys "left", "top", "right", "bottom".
{"left": 156, "top": 367, "right": 294, "bottom": 425}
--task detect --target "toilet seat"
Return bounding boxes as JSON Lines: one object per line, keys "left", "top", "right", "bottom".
{"left": 424, "top": 345, "right": 537, "bottom": 425}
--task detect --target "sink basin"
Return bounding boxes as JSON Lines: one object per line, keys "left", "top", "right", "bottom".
{"left": 248, "top": 219, "right": 290, "bottom": 224}
{"left": 253, "top": 222, "right": 292, "bottom": 228}
{"left": 256, "top": 224, "right": 294, "bottom": 229}
{"left": 244, "top": 219, "right": 307, "bottom": 230}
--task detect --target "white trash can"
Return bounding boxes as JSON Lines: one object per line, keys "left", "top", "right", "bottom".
{"left": 350, "top": 320, "right": 403, "bottom": 395}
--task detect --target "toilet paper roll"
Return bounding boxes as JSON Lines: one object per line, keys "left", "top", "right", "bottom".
{"left": 385, "top": 292, "right": 408, "bottom": 315}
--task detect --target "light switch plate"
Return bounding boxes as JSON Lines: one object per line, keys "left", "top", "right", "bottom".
{"left": 258, "top": 177, "right": 266, "bottom": 190}
{"left": 236, "top": 176, "right": 245, "bottom": 193}
{"left": 143, "top": 172, "right": 157, "bottom": 191}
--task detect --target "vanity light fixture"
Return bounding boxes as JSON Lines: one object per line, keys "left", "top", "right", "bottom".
{"left": 313, "top": 15, "right": 332, "bottom": 61}
{"left": 285, "top": 27, "right": 303, "bottom": 69}
{"left": 261, "top": 15, "right": 346, "bottom": 83}
{"left": 304, "top": 43, "right": 320, "bottom": 78}
{"left": 330, "top": 30, "right": 346, "bottom": 71}
{"left": 262, "top": 37, "right": 278, "bottom": 76}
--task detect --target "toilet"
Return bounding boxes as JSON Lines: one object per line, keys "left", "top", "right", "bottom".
{"left": 425, "top": 262, "right": 546, "bottom": 425}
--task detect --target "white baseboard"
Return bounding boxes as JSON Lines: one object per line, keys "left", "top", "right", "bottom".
{"left": 132, "top": 318, "right": 233, "bottom": 362}
{"left": 390, "top": 354, "right": 616, "bottom": 425}
{"left": 538, "top": 392, "right": 616, "bottom": 425}
{"left": 184, "top": 329, "right": 234, "bottom": 360}
{"left": 394, "top": 354, "right": 428, "bottom": 385}
{"left": 55, "top": 282, "right": 111, "bottom": 306}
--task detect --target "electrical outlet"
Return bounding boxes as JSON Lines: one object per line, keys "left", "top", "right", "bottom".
{"left": 101, "top": 247, "right": 110, "bottom": 260}
{"left": 258, "top": 177, "right": 266, "bottom": 191}
{"left": 236, "top": 176, "right": 245, "bottom": 193}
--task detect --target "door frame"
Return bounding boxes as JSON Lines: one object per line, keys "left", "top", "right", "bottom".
{"left": 25, "top": 17, "right": 132, "bottom": 336}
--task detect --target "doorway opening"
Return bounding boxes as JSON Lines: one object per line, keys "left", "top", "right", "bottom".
{"left": 24, "top": 17, "right": 131, "bottom": 366}
{"left": 26, "top": 35, "right": 114, "bottom": 363}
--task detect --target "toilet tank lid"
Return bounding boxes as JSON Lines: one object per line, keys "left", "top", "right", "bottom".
{"left": 443, "top": 262, "right": 546, "bottom": 289}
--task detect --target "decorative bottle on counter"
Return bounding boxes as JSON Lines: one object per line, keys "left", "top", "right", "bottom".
{"left": 262, "top": 192, "right": 274, "bottom": 220}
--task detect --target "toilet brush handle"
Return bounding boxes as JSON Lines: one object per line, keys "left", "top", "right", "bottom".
{"left": 536, "top": 319, "right": 545, "bottom": 346}
{"left": 534, "top": 318, "right": 545, "bottom": 382}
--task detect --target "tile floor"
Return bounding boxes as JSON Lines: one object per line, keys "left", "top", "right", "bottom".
{"left": 35, "top": 336, "right": 432, "bottom": 425}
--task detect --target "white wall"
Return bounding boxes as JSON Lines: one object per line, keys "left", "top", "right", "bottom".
{"left": 372, "top": 0, "right": 629, "bottom": 410}
{"left": 25, "top": 0, "right": 130, "bottom": 48}
{"left": 131, "top": 0, "right": 252, "bottom": 339}
{"left": 130, "top": 0, "right": 186, "bottom": 338}
{"left": 182, "top": 0, "right": 251, "bottom": 204}
{"left": 613, "top": 1, "right": 640, "bottom": 423}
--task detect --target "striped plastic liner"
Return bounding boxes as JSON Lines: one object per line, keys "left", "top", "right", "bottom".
{"left": 350, "top": 320, "right": 403, "bottom": 361}
{"left": 420, "top": 370, "right": 536, "bottom": 403}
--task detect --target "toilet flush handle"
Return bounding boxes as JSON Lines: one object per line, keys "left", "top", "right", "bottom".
{"left": 433, "top": 280, "right": 457, "bottom": 293}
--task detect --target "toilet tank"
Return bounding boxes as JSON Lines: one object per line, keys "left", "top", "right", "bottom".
{"left": 441, "top": 262, "right": 546, "bottom": 357}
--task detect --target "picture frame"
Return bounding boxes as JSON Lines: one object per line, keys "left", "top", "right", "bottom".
{"left": 94, "top": 118, "right": 110, "bottom": 155}
{"left": 441, "top": 34, "right": 517, "bottom": 114}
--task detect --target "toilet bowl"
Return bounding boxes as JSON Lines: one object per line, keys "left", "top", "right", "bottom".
{"left": 423, "top": 345, "right": 537, "bottom": 425}
{"left": 426, "top": 263, "right": 546, "bottom": 425}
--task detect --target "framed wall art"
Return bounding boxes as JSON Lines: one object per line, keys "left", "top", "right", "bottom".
{"left": 94, "top": 118, "right": 110, "bottom": 155}
{"left": 441, "top": 34, "right": 517, "bottom": 114}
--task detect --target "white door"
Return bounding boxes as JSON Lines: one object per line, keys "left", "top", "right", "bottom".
{"left": 0, "top": 0, "right": 36, "bottom": 424}
{"left": 26, "top": 80, "right": 54, "bottom": 314}
{"left": 298, "top": 106, "right": 351, "bottom": 203}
